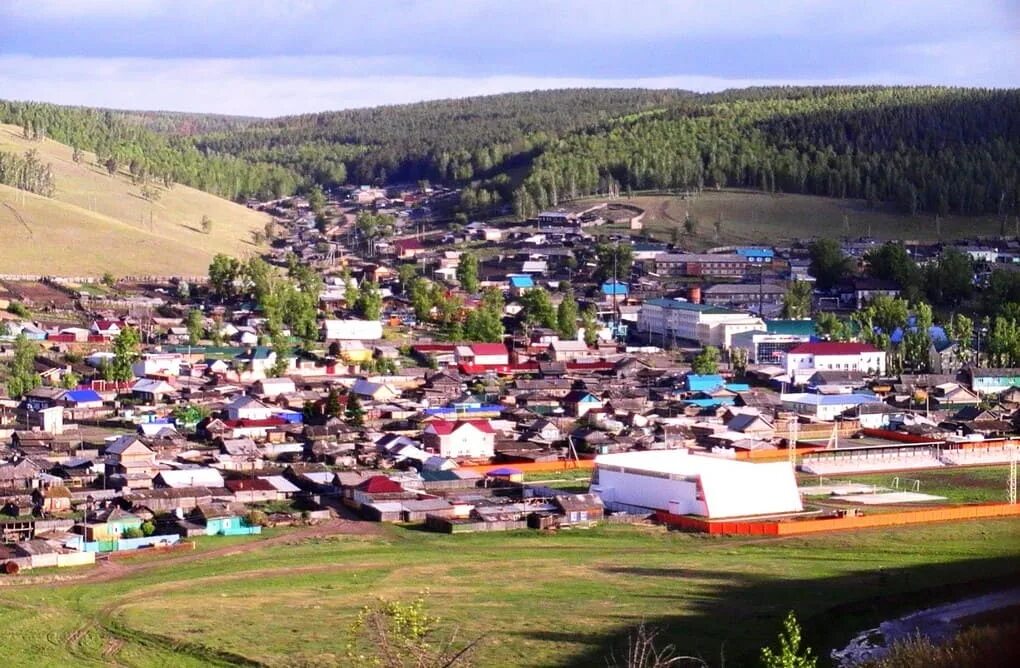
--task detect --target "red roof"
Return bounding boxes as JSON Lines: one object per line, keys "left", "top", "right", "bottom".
{"left": 394, "top": 238, "right": 424, "bottom": 250}
{"left": 413, "top": 344, "right": 457, "bottom": 353}
{"left": 225, "top": 478, "right": 275, "bottom": 492}
{"left": 468, "top": 343, "right": 508, "bottom": 356}
{"left": 356, "top": 476, "right": 404, "bottom": 493}
{"left": 788, "top": 342, "right": 880, "bottom": 355}
{"left": 425, "top": 419, "right": 495, "bottom": 435}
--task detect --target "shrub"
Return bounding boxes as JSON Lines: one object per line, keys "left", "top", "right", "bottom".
{"left": 245, "top": 510, "right": 268, "bottom": 527}
{"left": 140, "top": 521, "right": 156, "bottom": 536}
{"left": 122, "top": 527, "right": 144, "bottom": 539}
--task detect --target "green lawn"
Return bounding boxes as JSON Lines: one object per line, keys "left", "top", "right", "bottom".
{"left": 799, "top": 465, "right": 1013, "bottom": 505}
{"left": 0, "top": 519, "right": 1018, "bottom": 667}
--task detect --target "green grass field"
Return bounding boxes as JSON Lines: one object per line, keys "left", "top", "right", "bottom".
{"left": 0, "top": 124, "right": 269, "bottom": 276}
{"left": 799, "top": 466, "right": 1013, "bottom": 505}
{"left": 0, "top": 519, "right": 1017, "bottom": 667}
{"left": 590, "top": 189, "right": 1007, "bottom": 249}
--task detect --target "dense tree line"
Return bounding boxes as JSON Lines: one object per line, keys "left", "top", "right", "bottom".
{"left": 0, "top": 149, "right": 55, "bottom": 196}
{"left": 517, "top": 87, "right": 1020, "bottom": 217}
{"left": 0, "top": 100, "right": 301, "bottom": 200}
{"left": 191, "top": 89, "right": 695, "bottom": 186}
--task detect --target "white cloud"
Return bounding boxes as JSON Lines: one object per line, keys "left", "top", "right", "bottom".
{"left": 3, "top": 53, "right": 1004, "bottom": 116}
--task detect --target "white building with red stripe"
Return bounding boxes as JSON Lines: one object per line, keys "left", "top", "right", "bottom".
{"left": 782, "top": 341, "right": 885, "bottom": 384}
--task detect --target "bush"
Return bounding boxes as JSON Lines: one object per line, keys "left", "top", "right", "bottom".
{"left": 245, "top": 510, "right": 268, "bottom": 527}
{"left": 122, "top": 527, "right": 144, "bottom": 539}
{"left": 140, "top": 520, "right": 156, "bottom": 537}
{"left": 6, "top": 302, "right": 30, "bottom": 318}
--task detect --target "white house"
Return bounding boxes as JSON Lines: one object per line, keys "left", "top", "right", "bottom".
{"left": 422, "top": 420, "right": 496, "bottom": 459}
{"left": 637, "top": 299, "right": 764, "bottom": 348}
{"left": 782, "top": 342, "right": 886, "bottom": 383}
{"left": 321, "top": 319, "right": 384, "bottom": 341}
{"left": 131, "top": 353, "right": 183, "bottom": 378}
{"left": 226, "top": 395, "right": 274, "bottom": 422}
{"left": 589, "top": 450, "right": 803, "bottom": 519}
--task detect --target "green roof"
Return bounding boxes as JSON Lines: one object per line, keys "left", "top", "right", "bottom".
{"left": 765, "top": 319, "right": 817, "bottom": 336}
{"left": 644, "top": 298, "right": 734, "bottom": 315}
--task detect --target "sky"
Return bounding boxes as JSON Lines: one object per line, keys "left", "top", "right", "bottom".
{"left": 1, "top": 0, "right": 1018, "bottom": 117}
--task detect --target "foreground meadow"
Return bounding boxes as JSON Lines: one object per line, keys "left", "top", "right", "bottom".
{"left": 0, "top": 520, "right": 1017, "bottom": 667}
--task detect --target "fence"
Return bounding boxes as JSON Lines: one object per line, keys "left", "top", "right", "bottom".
{"left": 83, "top": 534, "right": 182, "bottom": 553}
{"left": 459, "top": 460, "right": 595, "bottom": 475}
{"left": 655, "top": 503, "right": 1020, "bottom": 537}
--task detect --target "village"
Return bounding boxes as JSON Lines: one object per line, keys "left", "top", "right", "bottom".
{"left": 0, "top": 184, "right": 1018, "bottom": 572}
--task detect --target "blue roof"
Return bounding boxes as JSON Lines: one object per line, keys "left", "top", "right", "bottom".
{"left": 889, "top": 323, "right": 949, "bottom": 345}
{"left": 683, "top": 397, "right": 735, "bottom": 407}
{"left": 509, "top": 275, "right": 534, "bottom": 288}
{"left": 65, "top": 389, "right": 102, "bottom": 403}
{"left": 736, "top": 248, "right": 775, "bottom": 259}
{"left": 486, "top": 467, "right": 523, "bottom": 476}
{"left": 601, "top": 280, "right": 629, "bottom": 295}
{"left": 686, "top": 374, "right": 725, "bottom": 391}
{"left": 725, "top": 383, "right": 751, "bottom": 392}
{"left": 766, "top": 319, "right": 817, "bottom": 336}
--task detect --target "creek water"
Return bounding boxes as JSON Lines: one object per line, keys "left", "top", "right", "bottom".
{"left": 830, "top": 586, "right": 1020, "bottom": 666}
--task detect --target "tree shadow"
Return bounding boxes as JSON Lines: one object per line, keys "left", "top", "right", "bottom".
{"left": 178, "top": 224, "right": 204, "bottom": 234}
{"left": 516, "top": 555, "right": 1020, "bottom": 667}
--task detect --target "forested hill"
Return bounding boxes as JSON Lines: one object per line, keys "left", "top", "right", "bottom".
{"left": 0, "top": 101, "right": 299, "bottom": 201}
{"left": 191, "top": 89, "right": 696, "bottom": 186}
{"left": 516, "top": 87, "right": 1020, "bottom": 217}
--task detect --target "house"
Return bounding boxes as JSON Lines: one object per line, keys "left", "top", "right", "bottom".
{"left": 526, "top": 418, "right": 563, "bottom": 443}
{"left": 590, "top": 450, "right": 802, "bottom": 518}
{"left": 456, "top": 343, "right": 509, "bottom": 367}
{"left": 193, "top": 504, "right": 261, "bottom": 536}
{"left": 337, "top": 340, "right": 373, "bottom": 363}
{"left": 104, "top": 436, "right": 157, "bottom": 489}
{"left": 685, "top": 374, "right": 724, "bottom": 393}
{"left": 843, "top": 278, "right": 900, "bottom": 309}
{"left": 0, "top": 459, "right": 42, "bottom": 490}
{"left": 226, "top": 395, "right": 274, "bottom": 421}
{"left": 780, "top": 392, "right": 884, "bottom": 421}
{"left": 351, "top": 378, "right": 400, "bottom": 402}
{"left": 725, "top": 413, "right": 775, "bottom": 439}
{"left": 969, "top": 368, "right": 1020, "bottom": 395}
{"left": 225, "top": 478, "right": 279, "bottom": 503}
{"left": 548, "top": 340, "right": 590, "bottom": 362}
{"left": 132, "top": 378, "right": 177, "bottom": 403}
{"left": 806, "top": 370, "right": 868, "bottom": 394}
{"left": 321, "top": 319, "right": 384, "bottom": 341}
{"left": 562, "top": 390, "right": 604, "bottom": 418}
{"left": 422, "top": 420, "right": 496, "bottom": 459}
{"left": 60, "top": 389, "right": 104, "bottom": 409}
{"left": 234, "top": 346, "right": 278, "bottom": 378}
{"left": 393, "top": 238, "right": 425, "bottom": 259}
{"left": 601, "top": 281, "right": 629, "bottom": 299}
{"left": 90, "top": 320, "right": 123, "bottom": 338}
{"left": 32, "top": 485, "right": 72, "bottom": 514}
{"left": 131, "top": 353, "right": 183, "bottom": 378}
{"left": 553, "top": 493, "right": 604, "bottom": 527}
{"left": 508, "top": 274, "right": 535, "bottom": 295}
{"left": 252, "top": 377, "right": 297, "bottom": 399}
{"left": 83, "top": 507, "right": 143, "bottom": 541}
{"left": 155, "top": 468, "right": 225, "bottom": 490}
{"left": 782, "top": 342, "right": 886, "bottom": 381}
{"left": 637, "top": 299, "right": 764, "bottom": 348}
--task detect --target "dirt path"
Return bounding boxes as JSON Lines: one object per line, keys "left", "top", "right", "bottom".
{"left": 1, "top": 517, "right": 384, "bottom": 589}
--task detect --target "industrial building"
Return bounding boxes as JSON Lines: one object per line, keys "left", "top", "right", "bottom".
{"left": 589, "top": 450, "right": 803, "bottom": 519}
{"left": 636, "top": 298, "right": 764, "bottom": 348}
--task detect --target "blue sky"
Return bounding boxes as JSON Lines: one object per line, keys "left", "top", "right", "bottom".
{"left": 2, "top": 0, "right": 1017, "bottom": 116}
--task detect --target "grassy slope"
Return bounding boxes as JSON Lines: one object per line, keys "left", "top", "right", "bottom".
{"left": 596, "top": 189, "right": 1007, "bottom": 249}
{"left": 0, "top": 520, "right": 1017, "bottom": 667}
{"left": 0, "top": 124, "right": 268, "bottom": 276}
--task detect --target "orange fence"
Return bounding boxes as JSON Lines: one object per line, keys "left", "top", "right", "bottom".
{"left": 459, "top": 460, "right": 596, "bottom": 475}
{"left": 735, "top": 446, "right": 824, "bottom": 461}
{"left": 656, "top": 503, "right": 1020, "bottom": 537}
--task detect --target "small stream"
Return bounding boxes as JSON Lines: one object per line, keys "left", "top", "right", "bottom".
{"left": 831, "top": 586, "right": 1020, "bottom": 667}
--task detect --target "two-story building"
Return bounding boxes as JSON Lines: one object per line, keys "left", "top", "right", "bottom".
{"left": 422, "top": 420, "right": 495, "bottom": 459}
{"left": 781, "top": 342, "right": 886, "bottom": 384}
{"left": 636, "top": 299, "right": 764, "bottom": 348}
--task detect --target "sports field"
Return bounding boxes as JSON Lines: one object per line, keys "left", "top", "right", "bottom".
{"left": 592, "top": 189, "right": 1006, "bottom": 249}
{"left": 0, "top": 518, "right": 1017, "bottom": 667}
